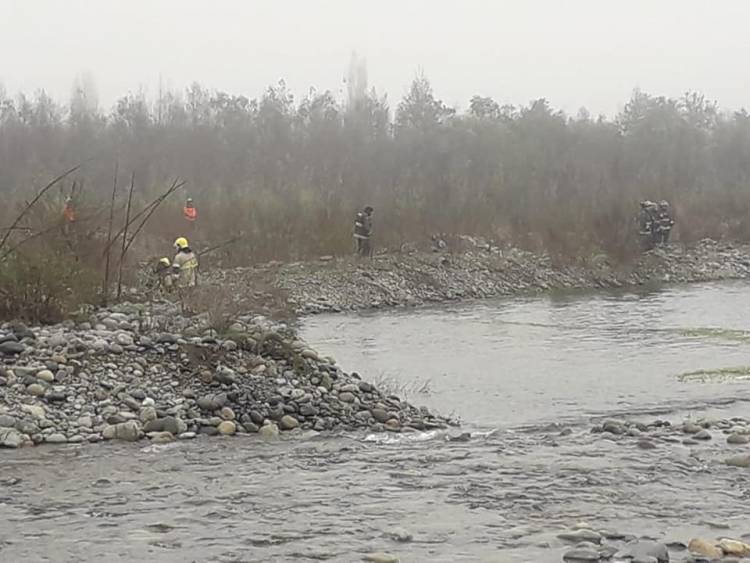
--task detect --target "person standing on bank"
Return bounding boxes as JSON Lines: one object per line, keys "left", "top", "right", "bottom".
{"left": 353, "top": 206, "right": 374, "bottom": 257}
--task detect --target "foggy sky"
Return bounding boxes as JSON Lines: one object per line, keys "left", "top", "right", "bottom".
{"left": 1, "top": 0, "right": 749, "bottom": 116}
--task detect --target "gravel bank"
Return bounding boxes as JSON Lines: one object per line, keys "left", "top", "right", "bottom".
{"left": 0, "top": 302, "right": 450, "bottom": 448}
{"left": 205, "top": 239, "right": 750, "bottom": 315}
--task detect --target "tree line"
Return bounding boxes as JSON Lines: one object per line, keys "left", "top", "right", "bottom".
{"left": 2, "top": 67, "right": 750, "bottom": 262}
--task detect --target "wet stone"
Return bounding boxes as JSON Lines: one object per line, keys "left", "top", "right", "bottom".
{"left": 280, "top": 415, "right": 299, "bottom": 430}
{"left": 562, "top": 546, "right": 601, "bottom": 561}
{"left": 557, "top": 529, "right": 602, "bottom": 544}
{"left": 727, "top": 433, "right": 749, "bottom": 445}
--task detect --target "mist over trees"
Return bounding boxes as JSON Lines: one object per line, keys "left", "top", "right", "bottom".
{"left": 2, "top": 64, "right": 750, "bottom": 262}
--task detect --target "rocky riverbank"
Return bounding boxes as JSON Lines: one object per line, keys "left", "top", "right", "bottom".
{"left": 204, "top": 239, "right": 750, "bottom": 316}
{"left": 0, "top": 302, "right": 449, "bottom": 448}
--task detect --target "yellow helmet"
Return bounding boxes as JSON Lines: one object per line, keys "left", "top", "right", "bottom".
{"left": 174, "top": 237, "right": 189, "bottom": 250}
{"left": 159, "top": 257, "right": 171, "bottom": 266}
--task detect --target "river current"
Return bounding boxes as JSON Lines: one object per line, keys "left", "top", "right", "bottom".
{"left": 3, "top": 281, "right": 750, "bottom": 562}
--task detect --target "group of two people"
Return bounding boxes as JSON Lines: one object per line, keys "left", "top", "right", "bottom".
{"left": 638, "top": 200, "right": 675, "bottom": 249}
{"left": 150, "top": 236, "right": 199, "bottom": 293}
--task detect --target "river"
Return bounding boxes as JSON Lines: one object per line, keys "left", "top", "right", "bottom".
{"left": 3, "top": 281, "right": 750, "bottom": 562}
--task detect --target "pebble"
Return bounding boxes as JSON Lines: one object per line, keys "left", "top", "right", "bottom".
{"left": 139, "top": 407, "right": 158, "bottom": 423}
{"left": 36, "top": 370, "right": 55, "bottom": 383}
{"left": 694, "top": 429, "right": 712, "bottom": 440}
{"left": 362, "top": 554, "right": 398, "bottom": 563}
{"left": 21, "top": 404, "right": 46, "bottom": 418}
{"left": 727, "top": 433, "right": 749, "bottom": 445}
{"left": 0, "top": 415, "right": 17, "bottom": 428}
{"left": 562, "top": 547, "right": 600, "bottom": 561}
{"left": 339, "top": 392, "right": 356, "bottom": 403}
{"left": 259, "top": 422, "right": 280, "bottom": 440}
{"left": 280, "top": 415, "right": 299, "bottom": 430}
{"left": 725, "top": 455, "right": 750, "bottom": 468}
{"left": 687, "top": 538, "right": 723, "bottom": 559}
{"left": 147, "top": 431, "right": 175, "bottom": 444}
{"left": 627, "top": 540, "right": 669, "bottom": 563}
{"left": 102, "top": 421, "right": 140, "bottom": 441}
{"left": 558, "top": 529, "right": 602, "bottom": 544}
{"left": 718, "top": 538, "right": 750, "bottom": 557}
{"left": 0, "top": 427, "right": 25, "bottom": 448}
{"left": 45, "top": 433, "right": 68, "bottom": 444}
{"left": 217, "top": 421, "right": 236, "bottom": 435}
{"left": 27, "top": 383, "right": 45, "bottom": 396}
{"left": 161, "top": 416, "right": 187, "bottom": 436}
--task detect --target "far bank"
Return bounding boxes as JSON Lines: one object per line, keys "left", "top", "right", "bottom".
{"left": 202, "top": 239, "right": 750, "bottom": 317}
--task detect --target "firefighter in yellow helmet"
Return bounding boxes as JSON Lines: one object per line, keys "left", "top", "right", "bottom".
{"left": 172, "top": 237, "right": 199, "bottom": 288}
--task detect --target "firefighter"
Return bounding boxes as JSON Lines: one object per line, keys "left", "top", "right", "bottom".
{"left": 172, "top": 237, "right": 199, "bottom": 288}
{"left": 638, "top": 201, "right": 658, "bottom": 250}
{"left": 183, "top": 197, "right": 197, "bottom": 227}
{"left": 655, "top": 200, "right": 674, "bottom": 244}
{"left": 353, "top": 206, "right": 374, "bottom": 257}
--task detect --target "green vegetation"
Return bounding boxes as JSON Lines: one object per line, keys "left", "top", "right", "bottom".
{"left": 679, "top": 327, "right": 750, "bottom": 343}
{"left": 677, "top": 366, "right": 750, "bottom": 383}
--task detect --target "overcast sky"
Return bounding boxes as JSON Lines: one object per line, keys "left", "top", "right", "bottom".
{"left": 1, "top": 0, "right": 748, "bottom": 116}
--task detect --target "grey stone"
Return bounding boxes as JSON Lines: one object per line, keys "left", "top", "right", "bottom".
{"left": 727, "top": 433, "right": 750, "bottom": 445}
{"left": 557, "top": 529, "right": 602, "bottom": 544}
{"left": 161, "top": 416, "right": 187, "bottom": 436}
{"left": 694, "top": 429, "right": 712, "bottom": 440}
{"left": 217, "top": 421, "right": 236, "bottom": 435}
{"left": 147, "top": 431, "right": 175, "bottom": 444}
{"left": 0, "top": 341, "right": 25, "bottom": 355}
{"left": 143, "top": 419, "right": 165, "bottom": 433}
{"left": 259, "top": 422, "right": 280, "bottom": 439}
{"left": 0, "top": 415, "right": 17, "bottom": 428}
{"left": 279, "top": 415, "right": 299, "bottom": 430}
{"left": 628, "top": 540, "right": 669, "bottom": 563}
{"left": 27, "top": 383, "right": 45, "bottom": 396}
{"left": 339, "top": 392, "right": 356, "bottom": 403}
{"left": 0, "top": 427, "right": 25, "bottom": 448}
{"left": 77, "top": 416, "right": 93, "bottom": 429}
{"left": 36, "top": 369, "right": 55, "bottom": 383}
{"left": 139, "top": 406, "right": 158, "bottom": 423}
{"left": 45, "top": 433, "right": 68, "bottom": 444}
{"left": 115, "top": 333, "right": 134, "bottom": 347}
{"left": 178, "top": 432, "right": 196, "bottom": 440}
{"left": 562, "top": 547, "right": 600, "bottom": 561}
{"left": 299, "top": 404, "right": 318, "bottom": 417}
{"left": 726, "top": 455, "right": 750, "bottom": 468}
{"left": 102, "top": 421, "right": 140, "bottom": 441}
{"left": 371, "top": 408, "right": 391, "bottom": 423}
{"left": 602, "top": 420, "right": 625, "bottom": 435}
{"left": 21, "top": 404, "right": 46, "bottom": 418}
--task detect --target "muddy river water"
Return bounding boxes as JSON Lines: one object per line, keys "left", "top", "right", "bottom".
{"left": 3, "top": 282, "right": 750, "bottom": 562}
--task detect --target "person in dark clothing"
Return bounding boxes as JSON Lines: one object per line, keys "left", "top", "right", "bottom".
{"left": 638, "top": 201, "right": 658, "bottom": 250}
{"left": 353, "top": 206, "right": 374, "bottom": 257}
{"left": 655, "top": 200, "right": 674, "bottom": 244}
